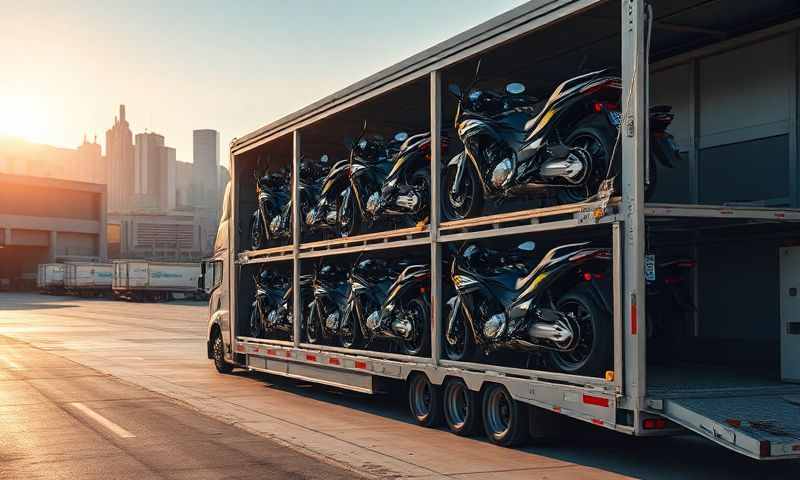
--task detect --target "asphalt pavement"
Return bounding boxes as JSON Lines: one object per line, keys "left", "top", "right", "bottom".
{"left": 0, "top": 292, "right": 797, "bottom": 479}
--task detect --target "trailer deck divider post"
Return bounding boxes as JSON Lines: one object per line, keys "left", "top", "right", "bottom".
{"left": 612, "top": 221, "right": 623, "bottom": 394}
{"left": 621, "top": 0, "right": 647, "bottom": 416}
{"left": 430, "top": 69, "right": 443, "bottom": 366}
{"left": 292, "top": 130, "right": 302, "bottom": 348}
{"left": 228, "top": 148, "right": 238, "bottom": 360}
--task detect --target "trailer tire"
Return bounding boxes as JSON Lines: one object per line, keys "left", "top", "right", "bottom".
{"left": 408, "top": 373, "right": 443, "bottom": 427}
{"left": 481, "top": 384, "right": 529, "bottom": 447}
{"left": 212, "top": 331, "right": 233, "bottom": 374}
{"left": 443, "top": 379, "right": 480, "bottom": 436}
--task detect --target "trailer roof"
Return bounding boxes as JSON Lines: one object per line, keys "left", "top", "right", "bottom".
{"left": 231, "top": 0, "right": 603, "bottom": 156}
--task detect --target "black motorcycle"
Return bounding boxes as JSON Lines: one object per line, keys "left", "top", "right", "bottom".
{"left": 250, "top": 167, "right": 290, "bottom": 250}
{"left": 443, "top": 66, "right": 682, "bottom": 220}
{"left": 305, "top": 156, "right": 352, "bottom": 237}
{"left": 645, "top": 255, "right": 695, "bottom": 340}
{"left": 267, "top": 155, "right": 331, "bottom": 241}
{"left": 338, "top": 256, "right": 430, "bottom": 356}
{"left": 445, "top": 240, "right": 613, "bottom": 376}
{"left": 250, "top": 269, "right": 293, "bottom": 340}
{"left": 306, "top": 262, "right": 350, "bottom": 344}
{"left": 343, "top": 131, "right": 444, "bottom": 237}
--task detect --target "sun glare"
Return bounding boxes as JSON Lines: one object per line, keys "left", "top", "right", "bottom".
{"left": 0, "top": 95, "right": 52, "bottom": 144}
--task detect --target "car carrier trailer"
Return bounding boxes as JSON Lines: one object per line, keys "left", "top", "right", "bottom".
{"left": 205, "top": 0, "right": 800, "bottom": 460}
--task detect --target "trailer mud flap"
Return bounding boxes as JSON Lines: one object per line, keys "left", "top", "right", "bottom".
{"left": 660, "top": 394, "right": 800, "bottom": 460}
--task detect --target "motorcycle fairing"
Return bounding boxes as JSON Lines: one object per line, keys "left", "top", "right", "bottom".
{"left": 320, "top": 159, "right": 351, "bottom": 196}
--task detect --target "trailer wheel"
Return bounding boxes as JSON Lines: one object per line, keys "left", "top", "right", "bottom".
{"left": 481, "top": 384, "right": 528, "bottom": 447}
{"left": 443, "top": 379, "right": 480, "bottom": 436}
{"left": 408, "top": 373, "right": 443, "bottom": 427}
{"left": 212, "top": 331, "right": 233, "bottom": 374}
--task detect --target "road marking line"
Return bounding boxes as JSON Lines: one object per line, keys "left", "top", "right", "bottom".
{"left": 69, "top": 402, "right": 136, "bottom": 438}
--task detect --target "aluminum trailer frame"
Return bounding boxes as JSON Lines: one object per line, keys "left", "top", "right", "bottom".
{"left": 215, "top": 0, "right": 800, "bottom": 461}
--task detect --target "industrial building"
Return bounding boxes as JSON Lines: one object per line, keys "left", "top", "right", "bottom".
{"left": 0, "top": 173, "right": 106, "bottom": 289}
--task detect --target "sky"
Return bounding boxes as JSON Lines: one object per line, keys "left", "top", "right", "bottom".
{"left": 0, "top": 0, "right": 527, "bottom": 166}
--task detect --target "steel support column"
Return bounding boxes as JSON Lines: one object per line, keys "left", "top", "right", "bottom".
{"left": 430, "top": 70, "right": 443, "bottom": 366}
{"left": 621, "top": 0, "right": 647, "bottom": 413}
{"left": 292, "top": 130, "right": 302, "bottom": 347}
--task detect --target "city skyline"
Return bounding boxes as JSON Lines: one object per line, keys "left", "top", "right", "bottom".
{"left": 0, "top": 0, "right": 526, "bottom": 165}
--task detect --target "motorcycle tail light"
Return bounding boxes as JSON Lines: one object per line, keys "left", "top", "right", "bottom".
{"left": 582, "top": 272, "right": 605, "bottom": 281}
{"left": 419, "top": 287, "right": 426, "bottom": 294}
{"left": 664, "top": 275, "right": 683, "bottom": 285}
{"left": 677, "top": 260, "right": 696, "bottom": 269}
{"left": 593, "top": 102, "right": 620, "bottom": 113}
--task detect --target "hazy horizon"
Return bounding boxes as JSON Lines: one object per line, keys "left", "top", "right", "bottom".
{"left": 1, "top": 0, "right": 526, "bottom": 166}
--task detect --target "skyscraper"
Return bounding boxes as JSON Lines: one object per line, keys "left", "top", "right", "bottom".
{"left": 134, "top": 132, "right": 176, "bottom": 212}
{"left": 105, "top": 105, "right": 134, "bottom": 212}
{"left": 192, "top": 129, "right": 220, "bottom": 217}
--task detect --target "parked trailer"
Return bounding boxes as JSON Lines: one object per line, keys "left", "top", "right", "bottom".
{"left": 64, "top": 262, "right": 113, "bottom": 296}
{"left": 205, "top": 0, "right": 800, "bottom": 461}
{"left": 113, "top": 260, "right": 201, "bottom": 301}
{"left": 36, "top": 263, "right": 65, "bottom": 294}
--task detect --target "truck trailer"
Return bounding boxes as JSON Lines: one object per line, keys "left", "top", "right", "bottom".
{"left": 64, "top": 262, "right": 113, "bottom": 296}
{"left": 37, "top": 263, "right": 65, "bottom": 294}
{"left": 113, "top": 260, "right": 201, "bottom": 301}
{"left": 205, "top": 0, "right": 800, "bottom": 461}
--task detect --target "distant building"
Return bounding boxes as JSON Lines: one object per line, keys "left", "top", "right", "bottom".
{"left": 106, "top": 105, "right": 135, "bottom": 212}
{"left": 107, "top": 211, "right": 209, "bottom": 260}
{"left": 192, "top": 129, "right": 220, "bottom": 217}
{"left": 0, "top": 135, "right": 105, "bottom": 184}
{"left": 0, "top": 173, "right": 107, "bottom": 289}
{"left": 175, "top": 160, "right": 193, "bottom": 208}
{"left": 133, "top": 132, "right": 176, "bottom": 212}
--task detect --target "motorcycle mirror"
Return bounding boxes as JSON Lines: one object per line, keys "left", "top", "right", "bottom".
{"left": 448, "top": 83, "right": 462, "bottom": 99}
{"left": 320, "top": 154, "right": 329, "bottom": 164}
{"left": 505, "top": 82, "right": 526, "bottom": 95}
{"left": 394, "top": 131, "right": 408, "bottom": 142}
{"left": 517, "top": 241, "right": 536, "bottom": 252}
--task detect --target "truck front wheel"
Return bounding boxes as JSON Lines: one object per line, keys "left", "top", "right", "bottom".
{"left": 212, "top": 332, "right": 233, "bottom": 374}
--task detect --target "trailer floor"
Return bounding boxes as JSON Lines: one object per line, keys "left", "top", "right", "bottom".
{"left": 648, "top": 365, "right": 800, "bottom": 398}
{"left": 1, "top": 293, "right": 799, "bottom": 478}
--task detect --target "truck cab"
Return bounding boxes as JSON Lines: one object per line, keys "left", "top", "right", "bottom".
{"left": 203, "top": 181, "right": 233, "bottom": 371}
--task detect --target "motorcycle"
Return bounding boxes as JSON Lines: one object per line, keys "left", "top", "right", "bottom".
{"left": 443, "top": 64, "right": 682, "bottom": 220}
{"left": 250, "top": 269, "right": 292, "bottom": 340}
{"left": 249, "top": 167, "right": 290, "bottom": 250}
{"left": 343, "top": 130, "right": 446, "bottom": 237}
{"left": 645, "top": 255, "right": 696, "bottom": 340}
{"left": 305, "top": 155, "right": 352, "bottom": 237}
{"left": 267, "top": 155, "right": 331, "bottom": 241}
{"left": 305, "top": 261, "right": 350, "bottom": 344}
{"left": 445, "top": 240, "right": 613, "bottom": 376}
{"left": 338, "top": 256, "right": 430, "bottom": 356}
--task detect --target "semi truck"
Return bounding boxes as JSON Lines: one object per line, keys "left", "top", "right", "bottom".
{"left": 64, "top": 262, "right": 113, "bottom": 296}
{"left": 113, "top": 260, "right": 201, "bottom": 301}
{"left": 204, "top": 0, "right": 800, "bottom": 460}
{"left": 37, "top": 263, "right": 65, "bottom": 293}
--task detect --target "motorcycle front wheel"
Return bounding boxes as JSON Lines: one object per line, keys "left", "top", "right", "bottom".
{"left": 557, "top": 127, "right": 616, "bottom": 205}
{"left": 400, "top": 298, "right": 430, "bottom": 356}
{"left": 250, "top": 213, "right": 266, "bottom": 251}
{"left": 249, "top": 306, "right": 263, "bottom": 338}
{"left": 443, "top": 300, "right": 474, "bottom": 361}
{"left": 337, "top": 190, "right": 361, "bottom": 238}
{"left": 338, "top": 306, "right": 361, "bottom": 349}
{"left": 442, "top": 163, "right": 483, "bottom": 221}
{"left": 306, "top": 302, "right": 322, "bottom": 344}
{"left": 548, "top": 285, "right": 611, "bottom": 376}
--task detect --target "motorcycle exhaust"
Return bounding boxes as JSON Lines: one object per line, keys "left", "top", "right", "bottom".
{"left": 391, "top": 317, "right": 413, "bottom": 339}
{"left": 528, "top": 320, "right": 573, "bottom": 343}
{"left": 539, "top": 154, "right": 586, "bottom": 183}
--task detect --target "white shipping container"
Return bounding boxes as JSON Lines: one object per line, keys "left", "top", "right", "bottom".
{"left": 37, "top": 263, "right": 64, "bottom": 289}
{"left": 64, "top": 263, "right": 113, "bottom": 289}
{"left": 112, "top": 261, "right": 200, "bottom": 292}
